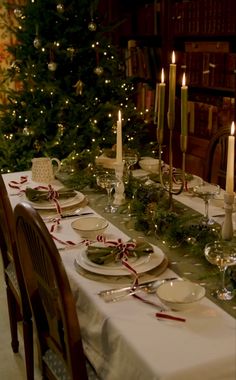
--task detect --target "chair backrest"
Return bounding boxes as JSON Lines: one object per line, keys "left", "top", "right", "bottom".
{"left": 0, "top": 174, "right": 31, "bottom": 318}
{"left": 204, "top": 126, "right": 234, "bottom": 188}
{"left": 14, "top": 201, "right": 88, "bottom": 380}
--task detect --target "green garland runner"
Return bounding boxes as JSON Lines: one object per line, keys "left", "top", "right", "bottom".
{"left": 57, "top": 156, "right": 236, "bottom": 288}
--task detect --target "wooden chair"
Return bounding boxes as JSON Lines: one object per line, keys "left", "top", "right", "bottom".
{"left": 204, "top": 126, "right": 233, "bottom": 188}
{"left": 0, "top": 175, "right": 34, "bottom": 379}
{"left": 14, "top": 201, "right": 98, "bottom": 380}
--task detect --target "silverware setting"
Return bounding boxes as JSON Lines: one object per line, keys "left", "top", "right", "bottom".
{"left": 98, "top": 277, "right": 178, "bottom": 303}
{"left": 61, "top": 211, "right": 94, "bottom": 219}
{"left": 43, "top": 211, "right": 94, "bottom": 222}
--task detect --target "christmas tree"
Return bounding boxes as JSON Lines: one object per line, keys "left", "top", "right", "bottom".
{"left": 0, "top": 0, "right": 152, "bottom": 173}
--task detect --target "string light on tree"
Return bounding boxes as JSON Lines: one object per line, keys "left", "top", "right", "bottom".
{"left": 88, "top": 21, "right": 97, "bottom": 31}
{"left": 56, "top": 3, "right": 64, "bottom": 13}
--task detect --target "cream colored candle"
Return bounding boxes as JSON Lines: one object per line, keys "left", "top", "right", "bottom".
{"left": 181, "top": 72, "right": 188, "bottom": 136}
{"left": 116, "top": 110, "right": 122, "bottom": 165}
{"left": 168, "top": 51, "right": 176, "bottom": 129}
{"left": 226, "top": 121, "right": 235, "bottom": 193}
{"left": 157, "top": 68, "right": 166, "bottom": 133}
{"left": 154, "top": 82, "right": 159, "bottom": 124}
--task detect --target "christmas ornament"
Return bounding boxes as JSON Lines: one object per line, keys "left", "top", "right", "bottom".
{"left": 23, "top": 127, "right": 30, "bottom": 135}
{"left": 14, "top": 8, "right": 23, "bottom": 18}
{"left": 48, "top": 62, "right": 57, "bottom": 71}
{"left": 74, "top": 80, "right": 84, "bottom": 95}
{"left": 94, "top": 66, "right": 104, "bottom": 76}
{"left": 10, "top": 60, "right": 21, "bottom": 73}
{"left": 33, "top": 37, "right": 41, "bottom": 49}
{"left": 67, "top": 47, "right": 76, "bottom": 60}
{"left": 57, "top": 123, "right": 64, "bottom": 136}
{"left": 33, "top": 140, "right": 41, "bottom": 152}
{"left": 88, "top": 21, "right": 97, "bottom": 31}
{"left": 57, "top": 3, "right": 64, "bottom": 13}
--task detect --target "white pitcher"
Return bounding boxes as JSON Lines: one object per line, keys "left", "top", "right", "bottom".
{"left": 31, "top": 157, "right": 61, "bottom": 183}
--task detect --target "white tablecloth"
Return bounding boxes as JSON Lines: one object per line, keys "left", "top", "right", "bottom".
{"left": 4, "top": 171, "right": 236, "bottom": 380}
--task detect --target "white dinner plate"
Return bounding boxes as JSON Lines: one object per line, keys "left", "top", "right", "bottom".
{"left": 82, "top": 242, "right": 151, "bottom": 270}
{"left": 75, "top": 245, "right": 165, "bottom": 276}
{"left": 25, "top": 190, "right": 85, "bottom": 210}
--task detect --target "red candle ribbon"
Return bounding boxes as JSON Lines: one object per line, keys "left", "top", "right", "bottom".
{"left": 8, "top": 175, "right": 28, "bottom": 191}
{"left": 155, "top": 312, "right": 186, "bottom": 323}
{"left": 51, "top": 234, "right": 91, "bottom": 247}
{"left": 34, "top": 184, "right": 62, "bottom": 215}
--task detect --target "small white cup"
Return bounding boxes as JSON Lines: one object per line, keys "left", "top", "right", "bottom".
{"left": 31, "top": 157, "right": 61, "bottom": 183}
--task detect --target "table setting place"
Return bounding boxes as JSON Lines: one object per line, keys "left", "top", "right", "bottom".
{"left": 4, "top": 170, "right": 236, "bottom": 307}
{"left": 5, "top": 169, "right": 209, "bottom": 322}
{"left": 3, "top": 168, "right": 236, "bottom": 380}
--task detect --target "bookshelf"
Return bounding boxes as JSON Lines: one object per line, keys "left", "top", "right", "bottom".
{"left": 100, "top": 0, "right": 236, "bottom": 180}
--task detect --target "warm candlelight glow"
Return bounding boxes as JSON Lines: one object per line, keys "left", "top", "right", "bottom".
{"left": 116, "top": 110, "right": 122, "bottom": 165}
{"left": 226, "top": 121, "right": 235, "bottom": 193}
{"left": 161, "top": 68, "right": 164, "bottom": 83}
{"left": 181, "top": 72, "right": 188, "bottom": 137}
{"left": 157, "top": 68, "right": 166, "bottom": 144}
{"left": 172, "top": 51, "right": 175, "bottom": 64}
{"left": 231, "top": 121, "right": 235, "bottom": 135}
{"left": 168, "top": 52, "right": 176, "bottom": 130}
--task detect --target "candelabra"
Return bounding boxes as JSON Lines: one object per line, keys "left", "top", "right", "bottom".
{"left": 157, "top": 114, "right": 186, "bottom": 209}
{"left": 114, "top": 162, "right": 125, "bottom": 206}
{"left": 221, "top": 192, "right": 235, "bottom": 240}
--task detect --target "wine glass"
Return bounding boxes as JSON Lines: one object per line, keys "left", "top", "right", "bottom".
{"left": 193, "top": 182, "right": 220, "bottom": 225}
{"left": 204, "top": 241, "right": 236, "bottom": 300}
{"left": 123, "top": 150, "right": 138, "bottom": 179}
{"left": 96, "top": 173, "right": 118, "bottom": 213}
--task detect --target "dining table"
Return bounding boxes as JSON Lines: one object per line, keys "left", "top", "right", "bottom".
{"left": 3, "top": 169, "right": 236, "bottom": 380}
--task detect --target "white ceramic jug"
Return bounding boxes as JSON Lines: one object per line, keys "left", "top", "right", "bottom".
{"left": 31, "top": 157, "right": 61, "bottom": 183}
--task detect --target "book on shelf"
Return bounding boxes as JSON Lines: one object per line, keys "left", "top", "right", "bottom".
{"left": 171, "top": 0, "right": 236, "bottom": 35}
{"left": 175, "top": 95, "right": 234, "bottom": 140}
{"left": 125, "top": 40, "right": 161, "bottom": 83}
{"left": 178, "top": 47, "right": 236, "bottom": 90}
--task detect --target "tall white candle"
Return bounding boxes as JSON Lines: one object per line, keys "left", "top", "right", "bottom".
{"left": 226, "top": 121, "right": 235, "bottom": 193}
{"left": 181, "top": 72, "right": 188, "bottom": 137}
{"left": 168, "top": 51, "right": 176, "bottom": 130}
{"left": 157, "top": 68, "right": 166, "bottom": 132}
{"left": 116, "top": 110, "right": 122, "bottom": 165}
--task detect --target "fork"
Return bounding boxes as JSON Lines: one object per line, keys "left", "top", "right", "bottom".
{"left": 100, "top": 278, "right": 177, "bottom": 303}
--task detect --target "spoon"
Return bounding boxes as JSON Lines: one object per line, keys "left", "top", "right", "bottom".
{"left": 43, "top": 209, "right": 93, "bottom": 222}
{"left": 99, "top": 277, "right": 178, "bottom": 303}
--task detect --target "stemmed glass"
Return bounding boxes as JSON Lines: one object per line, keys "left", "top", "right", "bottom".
{"left": 204, "top": 241, "right": 236, "bottom": 300}
{"left": 97, "top": 173, "right": 118, "bottom": 213}
{"left": 193, "top": 182, "right": 220, "bottom": 224}
{"left": 123, "top": 150, "right": 138, "bottom": 179}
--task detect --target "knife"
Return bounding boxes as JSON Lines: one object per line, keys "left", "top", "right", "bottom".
{"left": 98, "top": 277, "right": 178, "bottom": 298}
{"left": 61, "top": 212, "right": 94, "bottom": 218}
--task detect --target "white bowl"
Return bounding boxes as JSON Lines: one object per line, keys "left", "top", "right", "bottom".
{"left": 71, "top": 216, "right": 108, "bottom": 239}
{"left": 139, "top": 158, "right": 161, "bottom": 173}
{"left": 156, "top": 280, "right": 205, "bottom": 311}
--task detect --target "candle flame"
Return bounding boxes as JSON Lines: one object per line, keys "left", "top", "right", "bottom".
{"left": 171, "top": 51, "right": 175, "bottom": 64}
{"left": 161, "top": 68, "right": 164, "bottom": 83}
{"left": 182, "top": 72, "right": 186, "bottom": 86}
{"left": 231, "top": 121, "right": 235, "bottom": 135}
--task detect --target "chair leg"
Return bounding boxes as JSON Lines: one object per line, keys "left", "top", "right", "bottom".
{"left": 6, "top": 286, "right": 19, "bottom": 353}
{"left": 22, "top": 318, "right": 34, "bottom": 380}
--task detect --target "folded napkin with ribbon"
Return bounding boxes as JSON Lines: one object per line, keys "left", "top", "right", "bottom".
{"left": 25, "top": 186, "right": 77, "bottom": 203}
{"left": 87, "top": 239, "right": 154, "bottom": 265}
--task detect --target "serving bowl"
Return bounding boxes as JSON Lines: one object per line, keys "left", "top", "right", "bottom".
{"left": 71, "top": 216, "right": 108, "bottom": 239}
{"left": 156, "top": 280, "right": 205, "bottom": 310}
{"left": 139, "top": 158, "right": 162, "bottom": 173}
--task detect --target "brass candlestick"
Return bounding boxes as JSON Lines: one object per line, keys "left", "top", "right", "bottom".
{"left": 157, "top": 114, "right": 186, "bottom": 209}
{"left": 222, "top": 192, "right": 235, "bottom": 240}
